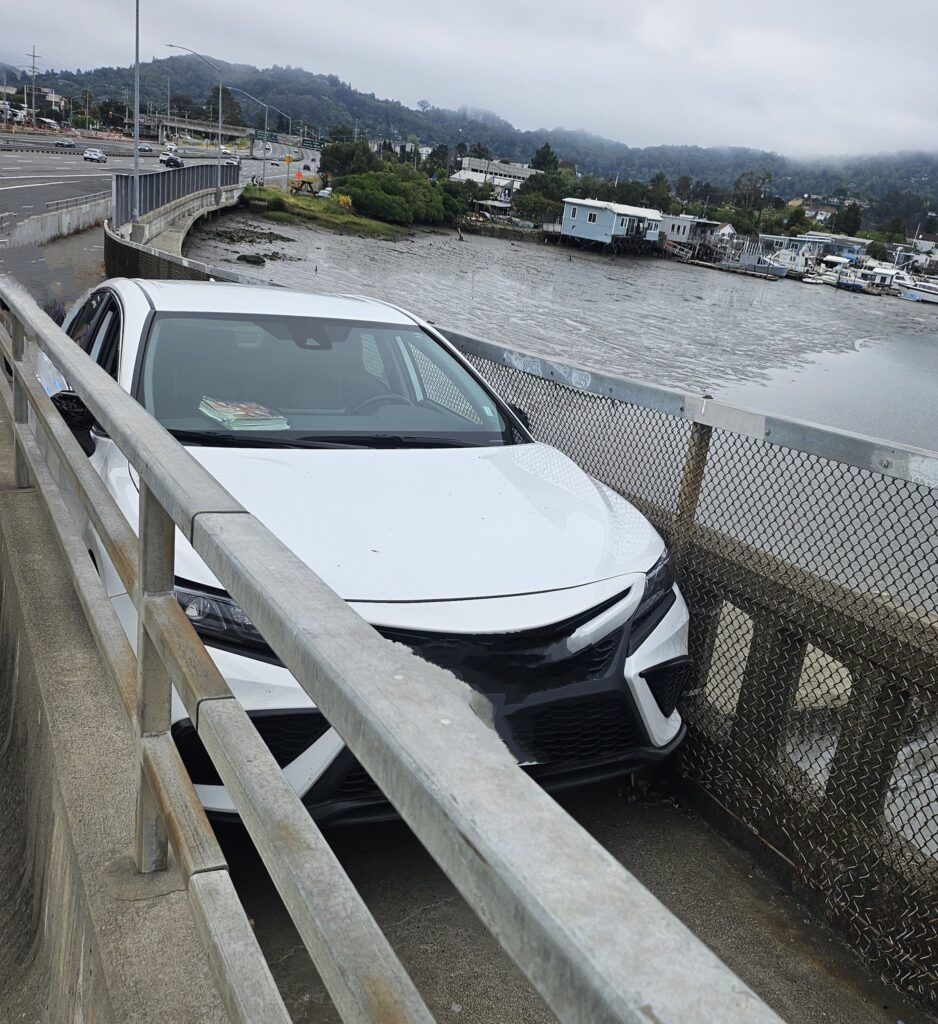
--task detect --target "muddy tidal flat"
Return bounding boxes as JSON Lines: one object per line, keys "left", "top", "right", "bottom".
{"left": 186, "top": 214, "right": 938, "bottom": 450}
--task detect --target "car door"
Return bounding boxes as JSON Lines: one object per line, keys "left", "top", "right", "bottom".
{"left": 81, "top": 293, "right": 129, "bottom": 600}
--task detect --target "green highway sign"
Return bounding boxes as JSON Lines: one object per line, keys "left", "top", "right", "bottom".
{"left": 254, "top": 129, "right": 279, "bottom": 142}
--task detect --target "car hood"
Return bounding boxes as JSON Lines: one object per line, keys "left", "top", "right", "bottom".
{"left": 170, "top": 442, "right": 663, "bottom": 603}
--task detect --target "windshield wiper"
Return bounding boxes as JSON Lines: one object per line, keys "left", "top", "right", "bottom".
{"left": 169, "top": 429, "right": 362, "bottom": 449}
{"left": 296, "top": 433, "right": 488, "bottom": 449}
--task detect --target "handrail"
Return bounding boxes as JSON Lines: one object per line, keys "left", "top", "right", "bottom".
{"left": 440, "top": 329, "right": 938, "bottom": 489}
{"left": 46, "top": 190, "right": 111, "bottom": 213}
{"left": 0, "top": 271, "right": 787, "bottom": 1023}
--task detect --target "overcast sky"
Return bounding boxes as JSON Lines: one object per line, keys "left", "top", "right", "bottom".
{"left": 4, "top": 0, "right": 937, "bottom": 157}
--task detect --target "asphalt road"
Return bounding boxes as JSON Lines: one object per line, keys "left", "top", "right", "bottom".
{"left": 0, "top": 136, "right": 316, "bottom": 230}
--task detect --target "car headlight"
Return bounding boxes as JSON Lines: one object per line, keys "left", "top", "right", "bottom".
{"left": 175, "top": 583, "right": 264, "bottom": 650}
{"left": 636, "top": 548, "right": 675, "bottom": 618}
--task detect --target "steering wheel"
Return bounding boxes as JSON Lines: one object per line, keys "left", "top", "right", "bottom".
{"left": 352, "top": 392, "right": 414, "bottom": 414}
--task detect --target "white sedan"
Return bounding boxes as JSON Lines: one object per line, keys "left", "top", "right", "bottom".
{"left": 82, "top": 148, "right": 106, "bottom": 162}
{"left": 43, "top": 281, "right": 691, "bottom": 823}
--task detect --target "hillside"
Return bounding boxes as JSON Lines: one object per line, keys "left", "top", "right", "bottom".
{"left": 15, "top": 56, "right": 938, "bottom": 205}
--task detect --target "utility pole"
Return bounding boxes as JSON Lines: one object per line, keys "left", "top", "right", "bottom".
{"left": 27, "top": 45, "right": 39, "bottom": 127}
{"left": 133, "top": 0, "right": 140, "bottom": 222}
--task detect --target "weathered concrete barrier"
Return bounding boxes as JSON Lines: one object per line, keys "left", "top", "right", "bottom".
{"left": 0, "top": 405, "right": 228, "bottom": 1023}
{"left": 0, "top": 195, "right": 112, "bottom": 249}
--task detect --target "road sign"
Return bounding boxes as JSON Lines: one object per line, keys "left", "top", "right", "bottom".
{"left": 254, "top": 129, "right": 279, "bottom": 143}
{"left": 284, "top": 154, "right": 293, "bottom": 165}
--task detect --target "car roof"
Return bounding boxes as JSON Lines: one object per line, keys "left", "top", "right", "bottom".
{"left": 125, "top": 280, "right": 417, "bottom": 324}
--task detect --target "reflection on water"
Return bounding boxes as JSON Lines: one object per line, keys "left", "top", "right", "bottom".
{"left": 185, "top": 215, "right": 938, "bottom": 449}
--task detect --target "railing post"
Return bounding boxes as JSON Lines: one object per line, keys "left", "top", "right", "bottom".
{"left": 135, "top": 480, "right": 175, "bottom": 873}
{"left": 731, "top": 615, "right": 808, "bottom": 762}
{"left": 670, "top": 420, "right": 712, "bottom": 571}
{"left": 825, "top": 662, "right": 911, "bottom": 825}
{"left": 11, "top": 318, "right": 30, "bottom": 488}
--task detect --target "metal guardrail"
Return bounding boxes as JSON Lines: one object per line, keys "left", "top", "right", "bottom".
{"left": 113, "top": 164, "right": 240, "bottom": 227}
{"left": 0, "top": 273, "right": 788, "bottom": 1022}
{"left": 442, "top": 330, "right": 938, "bottom": 1011}
{"left": 46, "top": 190, "right": 111, "bottom": 214}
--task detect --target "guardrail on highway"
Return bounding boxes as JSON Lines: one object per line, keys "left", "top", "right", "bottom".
{"left": 0, "top": 275, "right": 788, "bottom": 1023}
{"left": 113, "top": 164, "right": 240, "bottom": 228}
{"left": 46, "top": 190, "right": 111, "bottom": 214}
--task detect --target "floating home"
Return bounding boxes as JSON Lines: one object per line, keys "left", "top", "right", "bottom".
{"left": 559, "top": 198, "right": 662, "bottom": 252}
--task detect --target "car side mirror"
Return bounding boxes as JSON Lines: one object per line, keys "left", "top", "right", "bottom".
{"left": 52, "top": 390, "right": 96, "bottom": 455}
{"left": 509, "top": 403, "right": 532, "bottom": 431}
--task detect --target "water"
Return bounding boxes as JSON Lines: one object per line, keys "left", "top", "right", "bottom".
{"left": 185, "top": 215, "right": 938, "bottom": 450}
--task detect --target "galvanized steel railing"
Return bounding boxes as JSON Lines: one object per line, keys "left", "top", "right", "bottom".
{"left": 113, "top": 163, "right": 240, "bottom": 227}
{"left": 0, "top": 273, "right": 787, "bottom": 1022}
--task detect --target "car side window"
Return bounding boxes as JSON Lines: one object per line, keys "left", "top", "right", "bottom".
{"left": 88, "top": 297, "right": 122, "bottom": 380}
{"left": 402, "top": 338, "right": 483, "bottom": 424}
{"left": 67, "top": 291, "right": 107, "bottom": 352}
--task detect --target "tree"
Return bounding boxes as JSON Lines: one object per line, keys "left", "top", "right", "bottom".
{"left": 647, "top": 172, "right": 671, "bottom": 211}
{"left": 218, "top": 87, "right": 244, "bottom": 126}
{"left": 833, "top": 202, "right": 862, "bottom": 235}
{"left": 674, "top": 175, "right": 692, "bottom": 200}
{"left": 329, "top": 122, "right": 354, "bottom": 143}
{"left": 320, "top": 140, "right": 380, "bottom": 176}
{"left": 468, "top": 142, "right": 492, "bottom": 160}
{"left": 417, "top": 99, "right": 431, "bottom": 112}
{"left": 424, "top": 143, "right": 450, "bottom": 176}
{"left": 530, "top": 142, "right": 559, "bottom": 172}
{"left": 866, "top": 239, "right": 887, "bottom": 260}
{"left": 733, "top": 168, "right": 773, "bottom": 211}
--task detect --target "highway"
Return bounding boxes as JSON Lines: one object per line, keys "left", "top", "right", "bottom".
{"left": 0, "top": 134, "right": 315, "bottom": 233}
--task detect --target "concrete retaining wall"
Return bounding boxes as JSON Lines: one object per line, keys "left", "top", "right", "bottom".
{"left": 0, "top": 407, "right": 228, "bottom": 1023}
{"left": 122, "top": 183, "right": 243, "bottom": 250}
{"left": 0, "top": 197, "right": 112, "bottom": 249}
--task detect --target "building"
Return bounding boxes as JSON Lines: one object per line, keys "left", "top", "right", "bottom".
{"left": 759, "top": 230, "right": 868, "bottom": 261}
{"left": 660, "top": 214, "right": 722, "bottom": 246}
{"left": 560, "top": 198, "right": 662, "bottom": 246}
{"left": 449, "top": 157, "right": 542, "bottom": 195}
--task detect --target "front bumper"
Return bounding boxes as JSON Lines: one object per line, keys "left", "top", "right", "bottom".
{"left": 171, "top": 587, "right": 691, "bottom": 822}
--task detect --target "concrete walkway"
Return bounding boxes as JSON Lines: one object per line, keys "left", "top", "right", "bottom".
{"left": 0, "top": 226, "right": 106, "bottom": 311}
{"left": 218, "top": 778, "right": 932, "bottom": 1024}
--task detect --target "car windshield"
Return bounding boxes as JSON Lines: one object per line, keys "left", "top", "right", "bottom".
{"left": 137, "top": 312, "right": 519, "bottom": 448}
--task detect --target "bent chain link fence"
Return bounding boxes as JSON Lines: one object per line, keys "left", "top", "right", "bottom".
{"left": 450, "top": 332, "right": 938, "bottom": 1012}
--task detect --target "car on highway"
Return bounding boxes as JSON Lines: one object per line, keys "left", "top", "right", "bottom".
{"left": 220, "top": 146, "right": 233, "bottom": 156}
{"left": 223, "top": 156, "right": 240, "bottom": 166}
{"left": 82, "top": 148, "right": 106, "bottom": 162}
{"left": 163, "top": 155, "right": 184, "bottom": 168}
{"left": 165, "top": 142, "right": 178, "bottom": 152}
{"left": 137, "top": 143, "right": 153, "bottom": 153}
{"left": 54, "top": 138, "right": 77, "bottom": 148}
{"left": 42, "top": 281, "right": 691, "bottom": 824}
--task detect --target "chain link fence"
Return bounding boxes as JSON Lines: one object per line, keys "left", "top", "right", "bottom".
{"left": 447, "top": 331, "right": 938, "bottom": 1012}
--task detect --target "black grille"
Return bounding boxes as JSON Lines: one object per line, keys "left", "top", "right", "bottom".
{"left": 641, "top": 658, "right": 694, "bottom": 718}
{"left": 334, "top": 764, "right": 383, "bottom": 800}
{"left": 510, "top": 697, "right": 637, "bottom": 765}
{"left": 173, "top": 710, "right": 330, "bottom": 786}
{"left": 378, "top": 618, "right": 627, "bottom": 696}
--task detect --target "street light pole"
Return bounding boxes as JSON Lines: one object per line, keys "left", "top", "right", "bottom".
{"left": 132, "top": 0, "right": 140, "bottom": 223}
{"left": 229, "top": 85, "right": 268, "bottom": 188}
{"left": 166, "top": 44, "right": 223, "bottom": 202}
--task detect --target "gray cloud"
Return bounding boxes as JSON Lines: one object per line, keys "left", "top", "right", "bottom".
{"left": 4, "top": 0, "right": 937, "bottom": 156}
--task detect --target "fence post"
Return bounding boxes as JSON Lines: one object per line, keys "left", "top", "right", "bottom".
{"left": 670, "top": 421, "right": 712, "bottom": 571}
{"left": 825, "top": 662, "right": 911, "bottom": 825}
{"left": 135, "top": 480, "right": 175, "bottom": 873}
{"left": 731, "top": 615, "right": 808, "bottom": 762}
{"left": 11, "top": 318, "right": 30, "bottom": 488}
